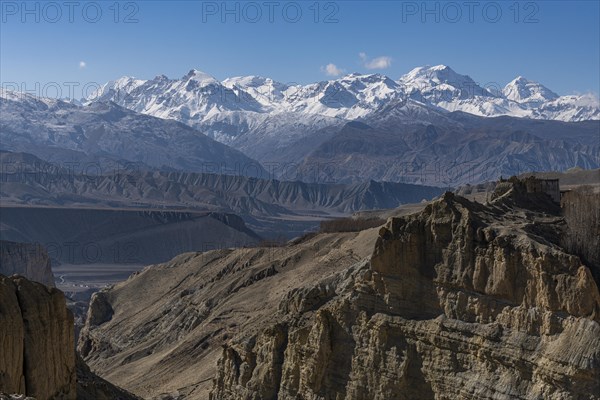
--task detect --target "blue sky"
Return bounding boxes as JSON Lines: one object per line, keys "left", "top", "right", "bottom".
{"left": 1, "top": 1, "right": 598, "bottom": 98}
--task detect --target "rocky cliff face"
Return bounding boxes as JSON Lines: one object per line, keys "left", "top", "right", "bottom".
{"left": 561, "top": 187, "right": 600, "bottom": 284}
{"left": 0, "top": 273, "right": 140, "bottom": 400}
{"left": 0, "top": 241, "right": 55, "bottom": 287}
{"left": 210, "top": 193, "right": 600, "bottom": 399}
{"left": 0, "top": 275, "right": 75, "bottom": 399}
{"left": 79, "top": 189, "right": 600, "bottom": 399}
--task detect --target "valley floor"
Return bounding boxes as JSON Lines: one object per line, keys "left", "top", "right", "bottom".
{"left": 54, "top": 263, "right": 144, "bottom": 297}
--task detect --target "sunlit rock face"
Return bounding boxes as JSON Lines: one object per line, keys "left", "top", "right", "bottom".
{"left": 211, "top": 192, "right": 600, "bottom": 400}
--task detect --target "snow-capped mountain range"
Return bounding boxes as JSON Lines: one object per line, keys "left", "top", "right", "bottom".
{"left": 2, "top": 65, "right": 598, "bottom": 185}
{"left": 0, "top": 88, "right": 266, "bottom": 176}
{"left": 84, "top": 65, "right": 599, "bottom": 176}
{"left": 89, "top": 65, "right": 599, "bottom": 140}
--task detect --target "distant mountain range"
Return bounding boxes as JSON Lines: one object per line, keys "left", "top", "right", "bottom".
{"left": 85, "top": 65, "right": 599, "bottom": 184}
{"left": 0, "top": 150, "right": 445, "bottom": 239}
{"left": 2, "top": 65, "right": 599, "bottom": 185}
{"left": 0, "top": 150, "right": 443, "bottom": 215}
{"left": 90, "top": 65, "right": 600, "bottom": 130}
{"left": 0, "top": 89, "right": 266, "bottom": 177}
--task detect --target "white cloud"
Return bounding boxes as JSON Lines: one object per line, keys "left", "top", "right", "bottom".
{"left": 365, "top": 56, "right": 392, "bottom": 69}
{"left": 321, "top": 63, "right": 345, "bottom": 77}
{"left": 79, "top": 61, "right": 87, "bottom": 69}
{"left": 359, "top": 52, "right": 392, "bottom": 70}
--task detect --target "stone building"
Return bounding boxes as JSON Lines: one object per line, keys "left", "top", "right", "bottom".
{"left": 492, "top": 176, "right": 561, "bottom": 204}
{"left": 521, "top": 176, "right": 560, "bottom": 203}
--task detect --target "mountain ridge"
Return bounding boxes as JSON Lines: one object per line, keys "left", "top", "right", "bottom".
{"left": 75, "top": 66, "right": 600, "bottom": 185}
{"left": 89, "top": 64, "right": 600, "bottom": 127}
{"left": 3, "top": 66, "right": 599, "bottom": 186}
{"left": 0, "top": 89, "right": 267, "bottom": 178}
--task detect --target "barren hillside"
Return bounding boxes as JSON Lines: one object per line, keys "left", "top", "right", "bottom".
{"left": 79, "top": 185, "right": 600, "bottom": 399}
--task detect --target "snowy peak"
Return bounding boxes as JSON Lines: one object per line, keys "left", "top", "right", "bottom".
{"left": 400, "top": 65, "right": 495, "bottom": 101}
{"left": 402, "top": 64, "right": 463, "bottom": 81}
{"left": 337, "top": 72, "right": 399, "bottom": 90}
{"left": 88, "top": 76, "right": 146, "bottom": 102}
{"left": 273, "top": 72, "right": 408, "bottom": 120}
{"left": 184, "top": 69, "right": 219, "bottom": 86}
{"left": 335, "top": 73, "right": 403, "bottom": 105}
{"left": 221, "top": 72, "right": 404, "bottom": 118}
{"left": 535, "top": 93, "right": 600, "bottom": 121}
{"left": 401, "top": 65, "right": 474, "bottom": 86}
{"left": 223, "top": 75, "right": 290, "bottom": 107}
{"left": 323, "top": 73, "right": 401, "bottom": 103}
{"left": 111, "top": 76, "right": 146, "bottom": 90}
{"left": 223, "top": 75, "right": 286, "bottom": 89}
{"left": 503, "top": 76, "right": 559, "bottom": 104}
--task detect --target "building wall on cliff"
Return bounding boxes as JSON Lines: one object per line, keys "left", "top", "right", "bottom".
{"left": 524, "top": 177, "right": 560, "bottom": 203}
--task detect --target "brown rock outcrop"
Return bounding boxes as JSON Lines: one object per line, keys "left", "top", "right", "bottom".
{"left": 78, "top": 189, "right": 600, "bottom": 399}
{"left": 1, "top": 272, "right": 138, "bottom": 400}
{"left": 0, "top": 275, "right": 75, "bottom": 399}
{"left": 211, "top": 192, "right": 600, "bottom": 399}
{"left": 0, "top": 275, "right": 25, "bottom": 394}
{"left": 561, "top": 187, "right": 600, "bottom": 283}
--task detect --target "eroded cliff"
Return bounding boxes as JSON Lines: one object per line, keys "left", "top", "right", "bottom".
{"left": 0, "top": 273, "right": 140, "bottom": 400}
{"left": 0, "top": 275, "right": 75, "bottom": 399}
{"left": 79, "top": 190, "right": 600, "bottom": 399}
{"left": 210, "top": 193, "right": 600, "bottom": 399}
